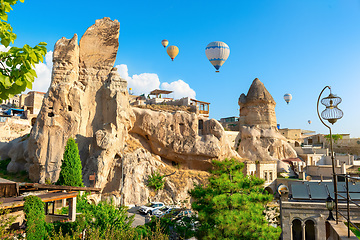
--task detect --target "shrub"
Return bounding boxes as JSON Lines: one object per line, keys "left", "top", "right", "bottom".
{"left": 147, "top": 171, "right": 165, "bottom": 191}
{"left": 0, "top": 203, "right": 16, "bottom": 238}
{"left": 56, "top": 138, "right": 84, "bottom": 187}
{"left": 24, "top": 195, "right": 46, "bottom": 240}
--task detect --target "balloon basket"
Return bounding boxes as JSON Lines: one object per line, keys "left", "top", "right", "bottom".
{"left": 215, "top": 71, "right": 219, "bottom": 73}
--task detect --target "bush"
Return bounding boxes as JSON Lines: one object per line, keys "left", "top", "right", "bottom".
{"left": 0, "top": 203, "right": 16, "bottom": 238}
{"left": 24, "top": 195, "right": 46, "bottom": 240}
{"left": 57, "top": 138, "right": 84, "bottom": 187}
{"left": 147, "top": 171, "right": 165, "bottom": 191}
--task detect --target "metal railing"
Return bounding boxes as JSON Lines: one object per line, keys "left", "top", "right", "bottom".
{"left": 334, "top": 174, "right": 360, "bottom": 238}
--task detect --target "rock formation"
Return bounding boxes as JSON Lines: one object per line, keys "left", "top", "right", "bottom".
{"left": 238, "top": 78, "right": 277, "bottom": 128}
{"left": 236, "top": 78, "right": 297, "bottom": 161}
{"left": 25, "top": 17, "right": 134, "bottom": 188}
{"left": 130, "top": 108, "right": 238, "bottom": 170}
{"left": 0, "top": 18, "right": 239, "bottom": 206}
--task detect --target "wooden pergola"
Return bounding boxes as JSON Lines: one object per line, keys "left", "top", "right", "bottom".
{"left": 0, "top": 180, "right": 102, "bottom": 224}
{"left": 149, "top": 89, "right": 173, "bottom": 98}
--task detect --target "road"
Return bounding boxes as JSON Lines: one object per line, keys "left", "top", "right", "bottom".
{"left": 128, "top": 206, "right": 151, "bottom": 227}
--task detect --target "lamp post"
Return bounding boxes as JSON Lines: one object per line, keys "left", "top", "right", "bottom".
{"left": 326, "top": 195, "right": 335, "bottom": 221}
{"left": 317, "top": 86, "right": 343, "bottom": 224}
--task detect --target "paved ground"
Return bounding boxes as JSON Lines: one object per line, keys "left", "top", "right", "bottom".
{"left": 128, "top": 206, "right": 151, "bottom": 227}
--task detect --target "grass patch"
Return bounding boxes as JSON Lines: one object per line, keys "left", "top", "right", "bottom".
{"left": 0, "top": 158, "right": 31, "bottom": 182}
{"left": 347, "top": 222, "right": 360, "bottom": 239}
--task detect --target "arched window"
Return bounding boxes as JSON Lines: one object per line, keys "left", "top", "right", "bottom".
{"left": 292, "top": 219, "right": 302, "bottom": 240}
{"left": 305, "top": 219, "right": 315, "bottom": 240}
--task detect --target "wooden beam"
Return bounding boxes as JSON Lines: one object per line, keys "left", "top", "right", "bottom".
{"left": 19, "top": 183, "right": 101, "bottom": 192}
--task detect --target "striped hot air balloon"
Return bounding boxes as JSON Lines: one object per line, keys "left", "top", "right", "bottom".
{"left": 161, "top": 39, "right": 169, "bottom": 48}
{"left": 205, "top": 41, "right": 230, "bottom": 72}
{"left": 284, "top": 93, "right": 292, "bottom": 104}
{"left": 167, "top": 45, "right": 179, "bottom": 61}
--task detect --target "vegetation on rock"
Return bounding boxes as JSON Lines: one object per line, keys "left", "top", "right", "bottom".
{"left": 0, "top": 158, "right": 29, "bottom": 182}
{"left": 24, "top": 195, "right": 46, "bottom": 240}
{"left": 190, "top": 158, "right": 281, "bottom": 240}
{"left": 0, "top": 203, "right": 16, "bottom": 238}
{"left": 324, "top": 134, "right": 343, "bottom": 143}
{"left": 147, "top": 171, "right": 165, "bottom": 191}
{"left": 56, "top": 138, "right": 84, "bottom": 187}
{"left": 0, "top": 0, "right": 47, "bottom": 101}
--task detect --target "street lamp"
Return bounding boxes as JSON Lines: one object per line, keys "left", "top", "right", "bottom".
{"left": 326, "top": 195, "right": 335, "bottom": 221}
{"left": 317, "top": 86, "right": 343, "bottom": 224}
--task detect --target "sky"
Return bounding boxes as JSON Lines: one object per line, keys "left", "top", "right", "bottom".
{"left": 6, "top": 0, "right": 360, "bottom": 137}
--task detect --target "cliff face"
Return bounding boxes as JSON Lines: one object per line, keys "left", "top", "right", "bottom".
{"left": 237, "top": 78, "right": 297, "bottom": 161}
{"left": 0, "top": 18, "right": 239, "bottom": 206}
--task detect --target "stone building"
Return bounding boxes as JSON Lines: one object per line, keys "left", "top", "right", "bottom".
{"left": 219, "top": 116, "right": 239, "bottom": 131}
{"left": 243, "top": 160, "right": 277, "bottom": 189}
{"left": 19, "top": 91, "right": 46, "bottom": 115}
{"left": 1, "top": 95, "right": 20, "bottom": 107}
{"left": 280, "top": 180, "right": 360, "bottom": 240}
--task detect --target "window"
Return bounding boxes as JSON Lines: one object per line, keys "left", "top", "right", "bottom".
{"left": 269, "top": 171, "right": 273, "bottom": 181}
{"left": 264, "top": 171, "right": 268, "bottom": 181}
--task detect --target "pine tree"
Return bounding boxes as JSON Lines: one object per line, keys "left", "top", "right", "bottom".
{"left": 190, "top": 158, "right": 281, "bottom": 240}
{"left": 56, "top": 138, "right": 84, "bottom": 187}
{"left": 23, "top": 195, "right": 45, "bottom": 240}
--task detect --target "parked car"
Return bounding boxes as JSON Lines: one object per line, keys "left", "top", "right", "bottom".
{"left": 152, "top": 205, "right": 180, "bottom": 218}
{"left": 175, "top": 216, "right": 200, "bottom": 232}
{"left": 163, "top": 208, "right": 194, "bottom": 221}
{"left": 138, "top": 202, "right": 165, "bottom": 215}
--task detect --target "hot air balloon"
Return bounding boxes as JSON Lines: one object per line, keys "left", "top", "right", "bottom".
{"left": 167, "top": 45, "right": 179, "bottom": 61}
{"left": 205, "top": 41, "right": 230, "bottom": 72}
{"left": 308, "top": 120, "right": 311, "bottom": 124}
{"left": 284, "top": 93, "right": 292, "bottom": 104}
{"left": 161, "top": 39, "right": 169, "bottom": 48}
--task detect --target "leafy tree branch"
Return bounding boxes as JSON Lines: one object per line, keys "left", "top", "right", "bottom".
{"left": 0, "top": 0, "right": 47, "bottom": 101}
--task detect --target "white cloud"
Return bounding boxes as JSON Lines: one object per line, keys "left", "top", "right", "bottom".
{"left": 0, "top": 45, "right": 10, "bottom": 52}
{"left": 116, "top": 64, "right": 160, "bottom": 96}
{"left": 161, "top": 80, "right": 196, "bottom": 99}
{"left": 31, "top": 51, "right": 53, "bottom": 93}
{"left": 116, "top": 64, "right": 196, "bottom": 99}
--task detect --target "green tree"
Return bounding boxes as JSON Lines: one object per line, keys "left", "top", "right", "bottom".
{"left": 324, "top": 134, "right": 343, "bottom": 143}
{"left": 0, "top": 0, "right": 47, "bottom": 101}
{"left": 147, "top": 171, "right": 165, "bottom": 191}
{"left": 24, "top": 195, "right": 46, "bottom": 240}
{"left": 190, "top": 158, "right": 281, "bottom": 240}
{"left": 56, "top": 138, "right": 84, "bottom": 187}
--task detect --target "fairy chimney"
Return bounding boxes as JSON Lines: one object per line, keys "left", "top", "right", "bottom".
{"left": 238, "top": 78, "right": 277, "bottom": 128}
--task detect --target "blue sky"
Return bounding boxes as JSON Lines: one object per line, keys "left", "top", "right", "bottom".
{"left": 8, "top": 0, "right": 360, "bottom": 137}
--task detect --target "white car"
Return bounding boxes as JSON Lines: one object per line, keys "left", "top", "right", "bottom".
{"left": 138, "top": 202, "right": 165, "bottom": 215}
{"left": 152, "top": 205, "right": 180, "bottom": 218}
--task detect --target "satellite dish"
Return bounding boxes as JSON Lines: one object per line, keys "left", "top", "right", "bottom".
{"left": 306, "top": 175, "right": 312, "bottom": 181}
{"left": 277, "top": 184, "right": 289, "bottom": 195}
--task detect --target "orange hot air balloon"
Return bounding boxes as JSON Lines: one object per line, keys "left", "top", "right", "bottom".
{"left": 167, "top": 45, "right": 179, "bottom": 61}
{"left": 161, "top": 39, "right": 169, "bottom": 48}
